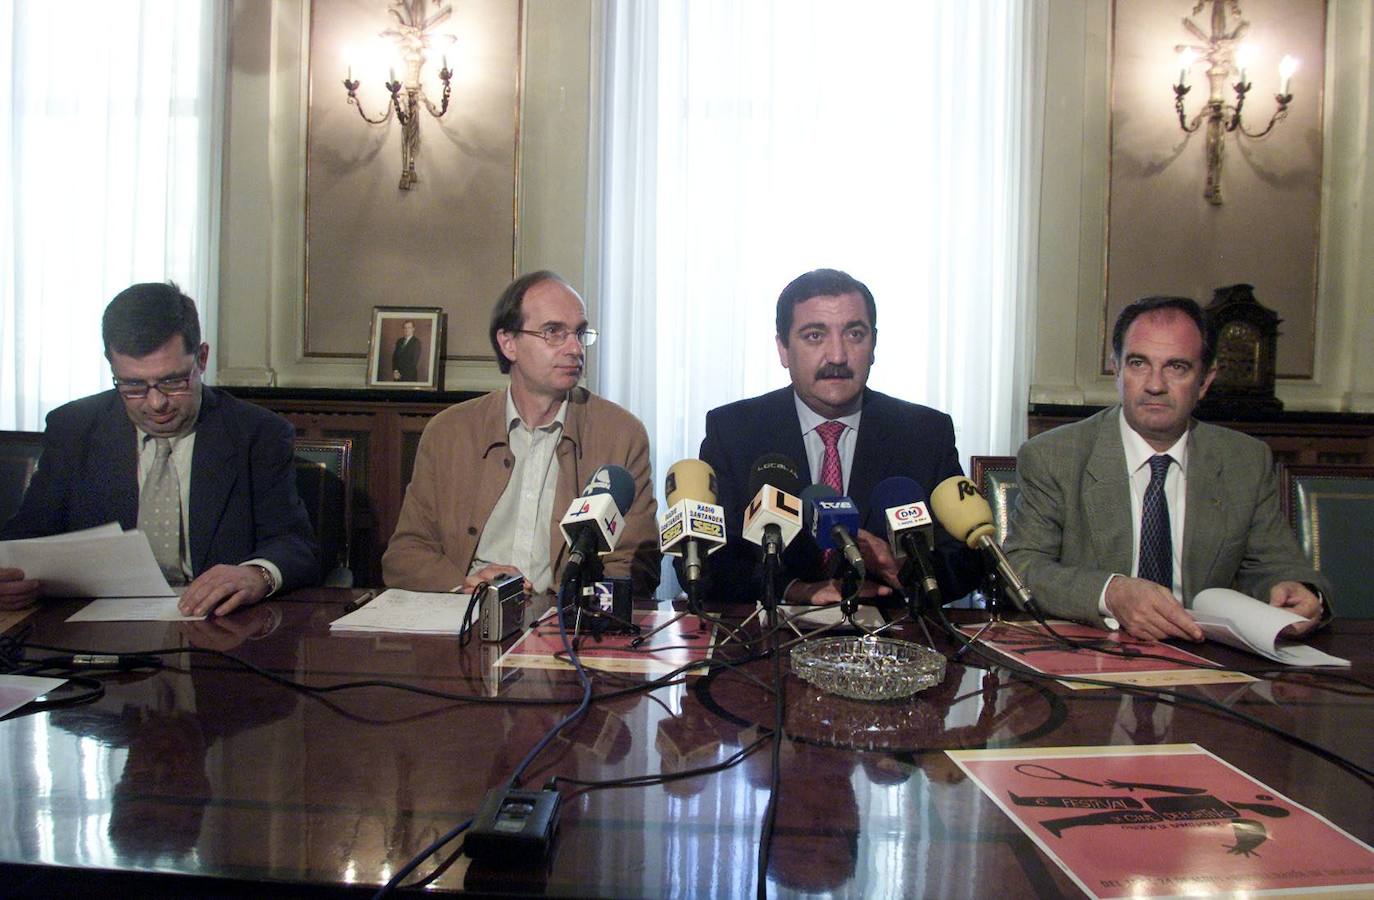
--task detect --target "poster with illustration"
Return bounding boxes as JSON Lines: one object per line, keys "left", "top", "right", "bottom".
{"left": 948, "top": 744, "right": 1374, "bottom": 898}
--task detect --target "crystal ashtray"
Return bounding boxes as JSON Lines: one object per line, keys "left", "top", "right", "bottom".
{"left": 790, "top": 634, "right": 947, "bottom": 701}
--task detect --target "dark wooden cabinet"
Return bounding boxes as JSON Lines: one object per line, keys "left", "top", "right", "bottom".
{"left": 226, "top": 387, "right": 480, "bottom": 585}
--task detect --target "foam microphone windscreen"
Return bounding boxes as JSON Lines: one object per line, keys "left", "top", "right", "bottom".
{"left": 929, "top": 475, "right": 996, "bottom": 549}
{"left": 746, "top": 453, "right": 804, "bottom": 499}
{"left": 866, "top": 476, "right": 925, "bottom": 531}
{"left": 664, "top": 459, "right": 718, "bottom": 507}
{"left": 583, "top": 464, "right": 637, "bottom": 515}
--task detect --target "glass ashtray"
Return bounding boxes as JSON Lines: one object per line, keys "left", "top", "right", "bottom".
{"left": 790, "top": 634, "right": 947, "bottom": 701}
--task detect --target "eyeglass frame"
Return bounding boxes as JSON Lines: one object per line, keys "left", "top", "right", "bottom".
{"left": 112, "top": 369, "right": 199, "bottom": 399}
{"left": 512, "top": 325, "right": 599, "bottom": 348}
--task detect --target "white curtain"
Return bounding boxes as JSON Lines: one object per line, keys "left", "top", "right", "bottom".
{"left": 0, "top": 0, "right": 224, "bottom": 431}
{"left": 594, "top": 0, "right": 1046, "bottom": 501}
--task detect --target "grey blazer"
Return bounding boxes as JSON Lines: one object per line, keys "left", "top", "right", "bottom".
{"left": 1004, "top": 407, "right": 1327, "bottom": 625}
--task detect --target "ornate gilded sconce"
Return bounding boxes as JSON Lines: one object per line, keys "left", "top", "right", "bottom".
{"left": 342, "top": 0, "right": 455, "bottom": 190}
{"left": 1172, "top": 0, "right": 1296, "bottom": 206}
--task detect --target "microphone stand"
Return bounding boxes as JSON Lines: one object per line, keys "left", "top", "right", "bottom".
{"left": 956, "top": 562, "right": 1007, "bottom": 659}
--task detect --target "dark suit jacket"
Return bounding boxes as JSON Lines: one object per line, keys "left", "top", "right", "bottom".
{"left": 1, "top": 387, "right": 321, "bottom": 591}
{"left": 697, "top": 386, "right": 982, "bottom": 605}
{"left": 392, "top": 336, "right": 421, "bottom": 382}
{"left": 1004, "top": 406, "right": 1329, "bottom": 625}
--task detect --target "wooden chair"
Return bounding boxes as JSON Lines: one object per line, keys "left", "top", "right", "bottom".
{"left": 970, "top": 455, "right": 1020, "bottom": 543}
{"left": 1280, "top": 463, "right": 1374, "bottom": 618}
{"left": 293, "top": 437, "right": 354, "bottom": 587}
{"left": 0, "top": 430, "right": 44, "bottom": 530}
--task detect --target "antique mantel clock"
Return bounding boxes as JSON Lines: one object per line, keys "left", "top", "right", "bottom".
{"left": 1198, "top": 283, "right": 1283, "bottom": 416}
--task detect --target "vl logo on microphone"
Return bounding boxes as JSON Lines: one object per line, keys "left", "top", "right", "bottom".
{"left": 604, "top": 517, "right": 618, "bottom": 535}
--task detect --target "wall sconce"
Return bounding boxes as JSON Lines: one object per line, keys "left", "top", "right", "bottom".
{"left": 1171, "top": 0, "right": 1296, "bottom": 206}
{"left": 342, "top": 0, "right": 456, "bottom": 190}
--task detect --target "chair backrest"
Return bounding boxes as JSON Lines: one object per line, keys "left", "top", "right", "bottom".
{"left": 1280, "top": 464, "right": 1374, "bottom": 618}
{"left": 970, "top": 455, "right": 1020, "bottom": 544}
{"left": 0, "top": 431, "right": 44, "bottom": 531}
{"left": 293, "top": 438, "right": 354, "bottom": 587}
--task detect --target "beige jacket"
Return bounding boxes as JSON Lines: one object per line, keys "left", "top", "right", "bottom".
{"left": 382, "top": 387, "right": 660, "bottom": 599}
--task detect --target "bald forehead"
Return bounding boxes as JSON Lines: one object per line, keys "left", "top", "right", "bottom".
{"left": 1122, "top": 309, "right": 1206, "bottom": 362}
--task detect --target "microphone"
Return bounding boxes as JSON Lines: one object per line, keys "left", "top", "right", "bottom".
{"left": 741, "top": 454, "right": 805, "bottom": 559}
{"left": 869, "top": 476, "right": 942, "bottom": 613}
{"left": 559, "top": 465, "right": 635, "bottom": 578}
{"left": 930, "top": 475, "right": 1035, "bottom": 612}
{"left": 800, "top": 484, "right": 866, "bottom": 580}
{"left": 659, "top": 459, "right": 727, "bottom": 588}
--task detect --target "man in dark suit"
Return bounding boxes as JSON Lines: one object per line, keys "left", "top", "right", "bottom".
{"left": 698, "top": 268, "right": 980, "bottom": 607}
{"left": 391, "top": 320, "right": 422, "bottom": 382}
{"left": 1004, "top": 296, "right": 1328, "bottom": 640}
{"left": 0, "top": 282, "right": 320, "bottom": 615}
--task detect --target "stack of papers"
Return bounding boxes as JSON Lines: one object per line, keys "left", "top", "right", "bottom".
{"left": 330, "top": 589, "right": 475, "bottom": 634}
{"left": 0, "top": 523, "right": 174, "bottom": 599}
{"left": 1192, "top": 588, "right": 1349, "bottom": 667}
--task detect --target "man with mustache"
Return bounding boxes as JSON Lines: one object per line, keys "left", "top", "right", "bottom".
{"left": 1005, "top": 296, "right": 1329, "bottom": 640}
{"left": 382, "top": 271, "right": 659, "bottom": 602}
{"left": 697, "top": 268, "right": 980, "bottom": 607}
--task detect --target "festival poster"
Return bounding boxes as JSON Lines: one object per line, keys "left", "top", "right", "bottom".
{"left": 957, "top": 621, "right": 1254, "bottom": 689}
{"left": 498, "top": 609, "right": 715, "bottom": 675}
{"left": 948, "top": 744, "right": 1374, "bottom": 898}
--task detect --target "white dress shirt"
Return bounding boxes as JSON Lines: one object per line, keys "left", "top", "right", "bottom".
{"left": 793, "top": 392, "right": 863, "bottom": 495}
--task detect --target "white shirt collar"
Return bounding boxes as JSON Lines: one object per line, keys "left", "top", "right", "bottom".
{"left": 505, "top": 388, "right": 567, "bottom": 435}
{"left": 793, "top": 390, "right": 863, "bottom": 435}
{"left": 1118, "top": 409, "right": 1190, "bottom": 474}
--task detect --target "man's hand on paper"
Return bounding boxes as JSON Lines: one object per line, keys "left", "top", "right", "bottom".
{"left": 1270, "top": 580, "right": 1322, "bottom": 638}
{"left": 461, "top": 564, "right": 532, "bottom": 597}
{"left": 178, "top": 564, "right": 271, "bottom": 617}
{"left": 0, "top": 567, "right": 41, "bottom": 610}
{"left": 1105, "top": 576, "right": 1205, "bottom": 642}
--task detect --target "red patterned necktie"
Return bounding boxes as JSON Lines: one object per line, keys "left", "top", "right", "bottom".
{"left": 817, "top": 421, "right": 845, "bottom": 494}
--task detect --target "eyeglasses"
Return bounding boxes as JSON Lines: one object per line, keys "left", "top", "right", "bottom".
{"left": 112, "top": 371, "right": 197, "bottom": 399}
{"left": 515, "top": 326, "right": 598, "bottom": 348}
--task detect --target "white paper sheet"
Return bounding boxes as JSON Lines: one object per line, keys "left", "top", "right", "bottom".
{"left": 0, "top": 675, "right": 68, "bottom": 717}
{"left": 330, "top": 588, "right": 473, "bottom": 634}
{"left": 65, "top": 595, "right": 202, "bottom": 623}
{"left": 0, "top": 524, "right": 174, "bottom": 599}
{"left": 1191, "top": 588, "right": 1349, "bottom": 667}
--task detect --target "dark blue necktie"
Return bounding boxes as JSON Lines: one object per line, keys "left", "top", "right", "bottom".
{"left": 1138, "top": 454, "right": 1173, "bottom": 589}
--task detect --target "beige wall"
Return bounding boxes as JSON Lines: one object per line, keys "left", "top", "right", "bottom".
{"left": 218, "top": 0, "right": 1374, "bottom": 413}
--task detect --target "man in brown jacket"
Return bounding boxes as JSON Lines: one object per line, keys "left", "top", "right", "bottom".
{"left": 382, "top": 271, "right": 659, "bottom": 601}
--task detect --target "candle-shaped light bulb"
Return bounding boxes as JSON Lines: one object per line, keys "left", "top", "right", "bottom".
{"left": 1235, "top": 44, "right": 1253, "bottom": 85}
{"left": 442, "top": 53, "right": 449, "bottom": 71}
{"left": 1279, "top": 55, "right": 1298, "bottom": 95}
{"left": 1177, "top": 49, "right": 1196, "bottom": 87}
{"left": 389, "top": 66, "right": 396, "bottom": 84}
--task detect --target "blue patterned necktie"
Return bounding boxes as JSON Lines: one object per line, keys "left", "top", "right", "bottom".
{"left": 1138, "top": 454, "right": 1173, "bottom": 590}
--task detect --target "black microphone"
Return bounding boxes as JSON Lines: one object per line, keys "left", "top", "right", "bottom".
{"left": 559, "top": 465, "right": 636, "bottom": 580}
{"left": 869, "top": 476, "right": 943, "bottom": 615}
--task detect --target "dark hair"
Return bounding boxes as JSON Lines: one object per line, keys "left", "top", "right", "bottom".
{"left": 102, "top": 282, "right": 201, "bottom": 359}
{"left": 775, "top": 269, "right": 877, "bottom": 345}
{"left": 1111, "top": 295, "right": 1216, "bottom": 369}
{"left": 489, "top": 270, "right": 573, "bottom": 374}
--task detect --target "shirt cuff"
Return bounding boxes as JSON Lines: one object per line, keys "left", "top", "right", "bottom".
{"left": 1097, "top": 573, "right": 1123, "bottom": 631}
{"left": 243, "top": 558, "right": 282, "bottom": 596}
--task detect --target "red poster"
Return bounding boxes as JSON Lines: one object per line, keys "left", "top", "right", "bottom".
{"left": 949, "top": 744, "right": 1374, "bottom": 898}
{"left": 957, "top": 621, "right": 1253, "bottom": 689}
{"left": 499, "top": 609, "right": 715, "bottom": 675}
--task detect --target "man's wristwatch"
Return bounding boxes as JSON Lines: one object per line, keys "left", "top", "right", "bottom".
{"left": 246, "top": 564, "right": 277, "bottom": 596}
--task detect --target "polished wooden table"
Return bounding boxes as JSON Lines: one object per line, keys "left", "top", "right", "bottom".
{"left": 1, "top": 592, "right": 1371, "bottom": 898}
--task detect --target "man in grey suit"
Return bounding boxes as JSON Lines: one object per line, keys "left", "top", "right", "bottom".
{"left": 1005, "top": 296, "right": 1328, "bottom": 641}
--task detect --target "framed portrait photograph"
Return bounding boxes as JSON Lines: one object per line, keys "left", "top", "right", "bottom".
{"left": 366, "top": 307, "right": 446, "bottom": 390}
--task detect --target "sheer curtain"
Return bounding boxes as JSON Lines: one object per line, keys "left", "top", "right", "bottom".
{"left": 594, "top": 0, "right": 1046, "bottom": 507}
{"left": 0, "top": 0, "right": 224, "bottom": 430}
